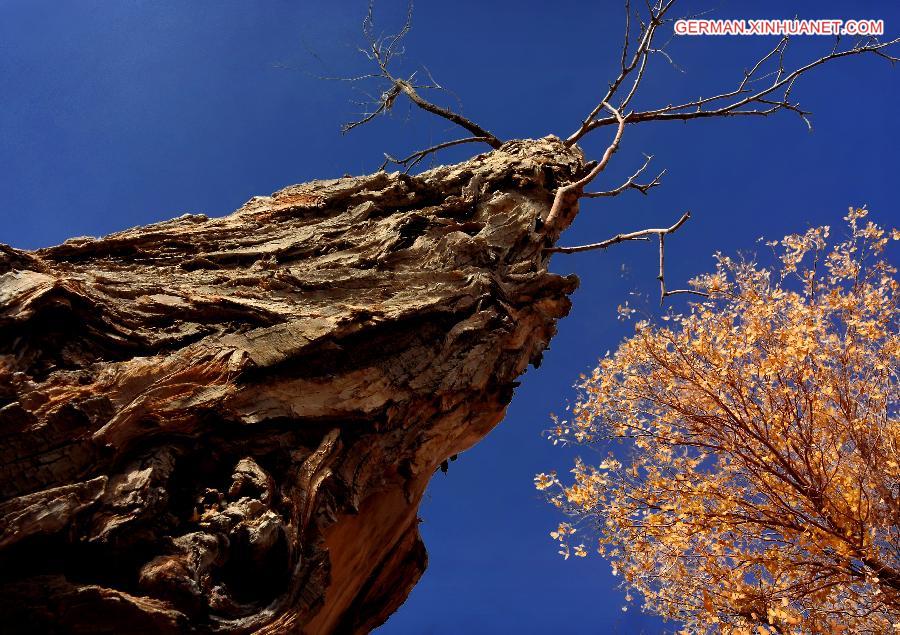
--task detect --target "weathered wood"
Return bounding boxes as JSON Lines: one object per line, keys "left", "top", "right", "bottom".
{"left": 0, "top": 137, "right": 584, "bottom": 633}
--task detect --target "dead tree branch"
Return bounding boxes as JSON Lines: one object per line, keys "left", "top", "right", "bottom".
{"left": 546, "top": 210, "right": 689, "bottom": 254}
{"left": 655, "top": 215, "right": 708, "bottom": 304}
{"left": 545, "top": 212, "right": 709, "bottom": 304}
{"left": 341, "top": 0, "right": 502, "bottom": 163}
{"left": 536, "top": 0, "right": 897, "bottom": 303}
{"left": 567, "top": 0, "right": 677, "bottom": 145}
{"left": 544, "top": 102, "right": 626, "bottom": 229}
{"left": 583, "top": 154, "right": 665, "bottom": 197}
{"left": 567, "top": 30, "right": 900, "bottom": 144}
{"left": 379, "top": 136, "right": 491, "bottom": 172}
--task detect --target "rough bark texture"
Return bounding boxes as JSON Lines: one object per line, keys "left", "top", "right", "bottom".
{"left": 0, "top": 137, "right": 584, "bottom": 633}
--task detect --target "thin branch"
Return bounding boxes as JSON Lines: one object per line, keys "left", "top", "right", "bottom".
{"left": 342, "top": 86, "right": 398, "bottom": 133}
{"left": 394, "top": 79, "right": 501, "bottom": 147}
{"left": 381, "top": 0, "right": 414, "bottom": 62}
{"left": 583, "top": 155, "right": 665, "bottom": 197}
{"left": 544, "top": 212, "right": 691, "bottom": 254}
{"left": 573, "top": 35, "right": 900, "bottom": 139}
{"left": 545, "top": 102, "right": 627, "bottom": 230}
{"left": 647, "top": 45, "right": 684, "bottom": 74}
{"left": 546, "top": 210, "right": 690, "bottom": 254}
{"left": 339, "top": 0, "right": 502, "bottom": 149}
{"left": 566, "top": 0, "right": 677, "bottom": 146}
{"left": 620, "top": 0, "right": 633, "bottom": 72}
{"left": 379, "top": 136, "right": 493, "bottom": 172}
{"left": 543, "top": 234, "right": 651, "bottom": 254}
{"left": 656, "top": 215, "right": 708, "bottom": 304}
{"left": 418, "top": 64, "right": 466, "bottom": 114}
{"left": 546, "top": 211, "right": 709, "bottom": 305}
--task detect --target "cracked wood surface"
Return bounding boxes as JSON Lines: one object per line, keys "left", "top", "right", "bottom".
{"left": 0, "top": 137, "right": 584, "bottom": 633}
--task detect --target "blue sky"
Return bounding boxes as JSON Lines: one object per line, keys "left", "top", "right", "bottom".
{"left": 1, "top": 1, "right": 898, "bottom": 633}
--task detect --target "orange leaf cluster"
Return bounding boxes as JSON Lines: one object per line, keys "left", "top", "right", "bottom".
{"left": 538, "top": 210, "right": 899, "bottom": 634}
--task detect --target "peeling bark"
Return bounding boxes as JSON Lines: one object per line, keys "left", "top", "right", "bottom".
{"left": 0, "top": 137, "right": 584, "bottom": 633}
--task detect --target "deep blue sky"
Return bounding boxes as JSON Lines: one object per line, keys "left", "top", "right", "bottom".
{"left": 1, "top": 1, "right": 898, "bottom": 633}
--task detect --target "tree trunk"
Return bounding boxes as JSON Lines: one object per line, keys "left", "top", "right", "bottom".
{"left": 0, "top": 137, "right": 584, "bottom": 633}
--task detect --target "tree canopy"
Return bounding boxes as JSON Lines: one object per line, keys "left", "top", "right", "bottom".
{"left": 538, "top": 209, "right": 899, "bottom": 634}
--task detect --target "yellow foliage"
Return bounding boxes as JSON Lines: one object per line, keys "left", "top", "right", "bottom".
{"left": 538, "top": 211, "right": 899, "bottom": 634}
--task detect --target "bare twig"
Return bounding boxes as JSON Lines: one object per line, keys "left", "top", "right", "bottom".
{"left": 583, "top": 155, "right": 665, "bottom": 197}
{"left": 566, "top": 0, "right": 677, "bottom": 145}
{"left": 379, "top": 136, "right": 492, "bottom": 172}
{"left": 393, "top": 79, "right": 501, "bottom": 146}
{"left": 570, "top": 35, "right": 900, "bottom": 141}
{"left": 544, "top": 6, "right": 896, "bottom": 304}
{"left": 341, "top": 0, "right": 502, "bottom": 149}
{"left": 546, "top": 210, "right": 689, "bottom": 254}
{"left": 655, "top": 215, "right": 708, "bottom": 304}
{"left": 543, "top": 234, "right": 650, "bottom": 254}
{"left": 546, "top": 212, "right": 709, "bottom": 304}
